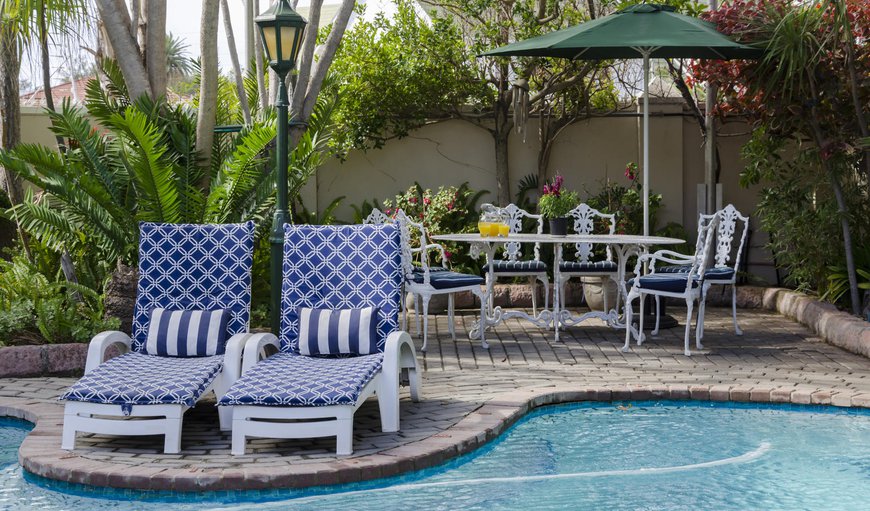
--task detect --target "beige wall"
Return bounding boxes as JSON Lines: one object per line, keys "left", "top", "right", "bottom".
{"left": 19, "top": 100, "right": 777, "bottom": 283}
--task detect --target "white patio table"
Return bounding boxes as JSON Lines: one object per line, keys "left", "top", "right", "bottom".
{"left": 431, "top": 233, "right": 684, "bottom": 348}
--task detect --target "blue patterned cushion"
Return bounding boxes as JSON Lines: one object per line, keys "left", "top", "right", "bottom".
{"left": 298, "top": 306, "right": 378, "bottom": 356}
{"left": 629, "top": 273, "right": 700, "bottom": 293}
{"left": 133, "top": 222, "right": 254, "bottom": 354}
{"left": 559, "top": 260, "right": 618, "bottom": 273}
{"left": 218, "top": 352, "right": 384, "bottom": 407}
{"left": 412, "top": 270, "right": 484, "bottom": 290}
{"left": 491, "top": 259, "right": 547, "bottom": 273}
{"left": 59, "top": 353, "right": 223, "bottom": 411}
{"left": 657, "top": 265, "right": 735, "bottom": 281}
{"left": 281, "top": 224, "right": 401, "bottom": 354}
{"left": 145, "top": 308, "right": 229, "bottom": 357}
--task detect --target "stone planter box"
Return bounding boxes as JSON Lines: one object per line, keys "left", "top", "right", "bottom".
{"left": 0, "top": 342, "right": 126, "bottom": 378}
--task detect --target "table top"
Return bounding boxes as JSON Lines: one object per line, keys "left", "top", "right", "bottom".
{"left": 431, "top": 233, "right": 684, "bottom": 245}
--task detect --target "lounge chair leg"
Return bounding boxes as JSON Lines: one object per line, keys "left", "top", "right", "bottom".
{"left": 421, "top": 294, "right": 430, "bottom": 352}
{"left": 684, "top": 299, "right": 695, "bottom": 356}
{"left": 231, "top": 428, "right": 247, "bottom": 455}
{"left": 164, "top": 409, "right": 183, "bottom": 454}
{"left": 61, "top": 416, "right": 77, "bottom": 450}
{"left": 378, "top": 374, "right": 400, "bottom": 433}
{"left": 336, "top": 418, "right": 353, "bottom": 456}
{"left": 732, "top": 285, "right": 743, "bottom": 335}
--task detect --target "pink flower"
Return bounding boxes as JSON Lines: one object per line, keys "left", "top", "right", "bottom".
{"left": 447, "top": 202, "right": 454, "bottom": 210}
{"left": 444, "top": 250, "right": 452, "bottom": 260}
{"left": 409, "top": 197, "right": 417, "bottom": 204}
{"left": 385, "top": 208, "right": 392, "bottom": 215}
{"left": 543, "top": 184, "right": 551, "bottom": 195}
{"left": 418, "top": 213, "right": 424, "bottom": 219}
{"left": 423, "top": 197, "right": 431, "bottom": 206}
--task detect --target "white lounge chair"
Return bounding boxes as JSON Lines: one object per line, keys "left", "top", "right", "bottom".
{"left": 59, "top": 222, "right": 260, "bottom": 453}
{"left": 623, "top": 215, "right": 720, "bottom": 356}
{"left": 219, "top": 224, "right": 421, "bottom": 456}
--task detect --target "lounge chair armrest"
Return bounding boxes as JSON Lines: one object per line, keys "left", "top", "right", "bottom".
{"left": 383, "top": 330, "right": 421, "bottom": 401}
{"left": 223, "top": 333, "right": 265, "bottom": 385}
{"left": 240, "top": 332, "right": 280, "bottom": 376}
{"left": 85, "top": 331, "right": 132, "bottom": 374}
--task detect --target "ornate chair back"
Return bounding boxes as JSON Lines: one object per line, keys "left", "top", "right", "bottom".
{"left": 480, "top": 203, "right": 544, "bottom": 262}
{"left": 567, "top": 203, "right": 616, "bottom": 263}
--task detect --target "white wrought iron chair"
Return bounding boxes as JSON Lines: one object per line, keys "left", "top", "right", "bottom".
{"left": 480, "top": 203, "right": 549, "bottom": 315}
{"left": 623, "top": 215, "right": 720, "bottom": 356}
{"left": 655, "top": 204, "right": 749, "bottom": 337}
{"left": 59, "top": 222, "right": 258, "bottom": 453}
{"left": 560, "top": 204, "right": 621, "bottom": 312}
{"left": 219, "top": 224, "right": 420, "bottom": 456}
{"left": 393, "top": 210, "right": 486, "bottom": 352}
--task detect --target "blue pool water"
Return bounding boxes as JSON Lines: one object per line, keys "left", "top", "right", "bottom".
{"left": 2, "top": 401, "right": 870, "bottom": 510}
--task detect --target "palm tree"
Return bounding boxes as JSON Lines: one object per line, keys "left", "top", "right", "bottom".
{"left": 166, "top": 33, "right": 194, "bottom": 78}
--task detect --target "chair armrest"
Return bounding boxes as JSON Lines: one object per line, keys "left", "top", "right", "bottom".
{"left": 223, "top": 333, "right": 271, "bottom": 385}
{"left": 85, "top": 331, "right": 132, "bottom": 374}
{"left": 383, "top": 330, "right": 421, "bottom": 401}
{"left": 240, "top": 332, "right": 280, "bottom": 376}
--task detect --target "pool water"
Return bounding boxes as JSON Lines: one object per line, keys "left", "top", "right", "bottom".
{"left": 2, "top": 401, "right": 869, "bottom": 510}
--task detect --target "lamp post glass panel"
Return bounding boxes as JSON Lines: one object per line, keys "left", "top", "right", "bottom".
{"left": 255, "top": 0, "right": 307, "bottom": 332}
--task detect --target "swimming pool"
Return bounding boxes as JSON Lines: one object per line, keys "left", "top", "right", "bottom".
{"left": 3, "top": 401, "right": 869, "bottom": 510}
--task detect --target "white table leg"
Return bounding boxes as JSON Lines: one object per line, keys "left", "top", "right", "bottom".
{"left": 554, "top": 244, "right": 562, "bottom": 342}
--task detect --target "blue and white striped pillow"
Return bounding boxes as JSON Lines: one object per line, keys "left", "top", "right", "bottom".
{"left": 297, "top": 307, "right": 378, "bottom": 356}
{"left": 145, "top": 308, "right": 230, "bottom": 357}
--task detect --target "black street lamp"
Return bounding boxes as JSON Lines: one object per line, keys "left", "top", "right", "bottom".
{"left": 255, "top": 0, "right": 307, "bottom": 332}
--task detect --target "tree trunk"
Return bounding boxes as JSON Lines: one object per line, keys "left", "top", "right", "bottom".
{"left": 832, "top": 0, "right": 870, "bottom": 181}
{"left": 103, "top": 262, "right": 139, "bottom": 333}
{"left": 95, "top": 0, "right": 152, "bottom": 100}
{"left": 196, "top": 0, "right": 220, "bottom": 190}
{"left": 221, "top": 0, "right": 252, "bottom": 124}
{"left": 253, "top": 0, "right": 268, "bottom": 111}
{"left": 143, "top": 0, "right": 167, "bottom": 99}
{"left": 492, "top": 89, "right": 513, "bottom": 206}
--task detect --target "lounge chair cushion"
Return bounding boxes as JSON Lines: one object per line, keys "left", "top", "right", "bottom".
{"left": 133, "top": 222, "right": 255, "bottom": 354}
{"left": 656, "top": 264, "right": 735, "bottom": 281}
{"left": 411, "top": 270, "right": 484, "bottom": 290}
{"left": 145, "top": 308, "right": 230, "bottom": 357}
{"left": 491, "top": 259, "right": 547, "bottom": 273}
{"left": 218, "top": 352, "right": 384, "bottom": 407}
{"left": 59, "top": 352, "right": 223, "bottom": 411}
{"left": 281, "top": 224, "right": 401, "bottom": 354}
{"left": 559, "top": 260, "right": 618, "bottom": 273}
{"left": 298, "top": 306, "right": 378, "bottom": 356}
{"left": 629, "top": 273, "right": 700, "bottom": 293}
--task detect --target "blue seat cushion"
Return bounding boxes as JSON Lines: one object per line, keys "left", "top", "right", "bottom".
{"left": 412, "top": 266, "right": 449, "bottom": 273}
{"left": 491, "top": 259, "right": 547, "bottom": 273}
{"left": 411, "top": 270, "right": 484, "bottom": 290}
{"left": 629, "top": 274, "right": 700, "bottom": 293}
{"left": 218, "top": 352, "right": 384, "bottom": 407}
{"left": 559, "top": 260, "right": 618, "bottom": 273}
{"left": 657, "top": 265, "right": 735, "bottom": 281}
{"left": 59, "top": 352, "right": 223, "bottom": 410}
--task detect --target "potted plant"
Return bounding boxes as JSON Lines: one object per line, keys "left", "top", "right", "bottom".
{"left": 538, "top": 175, "right": 579, "bottom": 236}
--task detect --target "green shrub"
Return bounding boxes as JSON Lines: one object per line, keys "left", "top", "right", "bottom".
{"left": 0, "top": 256, "right": 118, "bottom": 346}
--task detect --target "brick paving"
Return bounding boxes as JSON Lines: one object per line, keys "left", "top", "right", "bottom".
{"left": 2, "top": 307, "right": 869, "bottom": 491}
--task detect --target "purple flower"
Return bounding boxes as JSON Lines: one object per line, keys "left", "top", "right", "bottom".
{"left": 543, "top": 184, "right": 551, "bottom": 195}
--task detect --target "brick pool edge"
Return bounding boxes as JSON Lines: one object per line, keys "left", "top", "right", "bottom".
{"left": 4, "top": 384, "right": 870, "bottom": 492}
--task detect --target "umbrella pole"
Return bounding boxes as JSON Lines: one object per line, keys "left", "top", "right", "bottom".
{"left": 642, "top": 50, "right": 650, "bottom": 237}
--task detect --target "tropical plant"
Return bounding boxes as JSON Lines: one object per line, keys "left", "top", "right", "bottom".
{"left": 584, "top": 163, "right": 663, "bottom": 235}
{"left": 165, "top": 32, "right": 194, "bottom": 78}
{"left": 0, "top": 255, "right": 118, "bottom": 345}
{"left": 537, "top": 175, "right": 579, "bottom": 219}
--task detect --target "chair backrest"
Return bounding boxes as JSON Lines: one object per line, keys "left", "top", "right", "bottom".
{"left": 480, "top": 203, "right": 544, "bottom": 262}
{"left": 280, "top": 224, "right": 402, "bottom": 354}
{"left": 362, "top": 208, "right": 393, "bottom": 226}
{"left": 567, "top": 203, "right": 616, "bottom": 263}
{"left": 696, "top": 204, "right": 749, "bottom": 270}
{"left": 689, "top": 214, "right": 721, "bottom": 279}
{"left": 132, "top": 222, "right": 255, "bottom": 354}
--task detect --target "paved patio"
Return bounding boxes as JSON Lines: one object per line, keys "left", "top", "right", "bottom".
{"left": 2, "top": 306, "right": 870, "bottom": 491}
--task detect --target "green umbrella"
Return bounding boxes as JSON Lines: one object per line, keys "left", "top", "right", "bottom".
{"left": 482, "top": 3, "right": 761, "bottom": 235}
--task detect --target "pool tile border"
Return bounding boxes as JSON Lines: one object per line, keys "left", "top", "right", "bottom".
{"left": 5, "top": 383, "right": 870, "bottom": 492}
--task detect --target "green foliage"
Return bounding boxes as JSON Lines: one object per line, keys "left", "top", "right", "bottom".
{"left": 349, "top": 198, "right": 385, "bottom": 224}
{"left": 383, "top": 183, "right": 488, "bottom": 273}
{"left": 537, "top": 176, "right": 579, "bottom": 219}
{"left": 329, "top": 0, "right": 485, "bottom": 154}
{"left": 583, "top": 164, "right": 663, "bottom": 235}
{"left": 0, "top": 256, "right": 118, "bottom": 346}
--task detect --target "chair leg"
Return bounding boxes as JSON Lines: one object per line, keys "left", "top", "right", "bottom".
{"left": 683, "top": 298, "right": 695, "bottom": 356}
{"left": 414, "top": 294, "right": 421, "bottom": 336}
{"left": 231, "top": 426, "right": 247, "bottom": 455}
{"left": 623, "top": 291, "right": 635, "bottom": 352}
{"left": 448, "top": 293, "right": 456, "bottom": 341}
{"left": 637, "top": 293, "right": 646, "bottom": 345}
{"left": 652, "top": 295, "right": 661, "bottom": 335}
{"left": 401, "top": 290, "right": 408, "bottom": 331}
{"left": 541, "top": 276, "right": 550, "bottom": 311}
{"left": 421, "top": 294, "right": 431, "bottom": 352}
{"left": 336, "top": 417, "right": 353, "bottom": 456}
{"left": 696, "top": 295, "right": 707, "bottom": 350}
{"left": 378, "top": 369, "right": 400, "bottom": 433}
{"left": 731, "top": 285, "right": 743, "bottom": 336}
{"left": 61, "top": 412, "right": 77, "bottom": 450}
{"left": 530, "top": 276, "right": 538, "bottom": 316}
